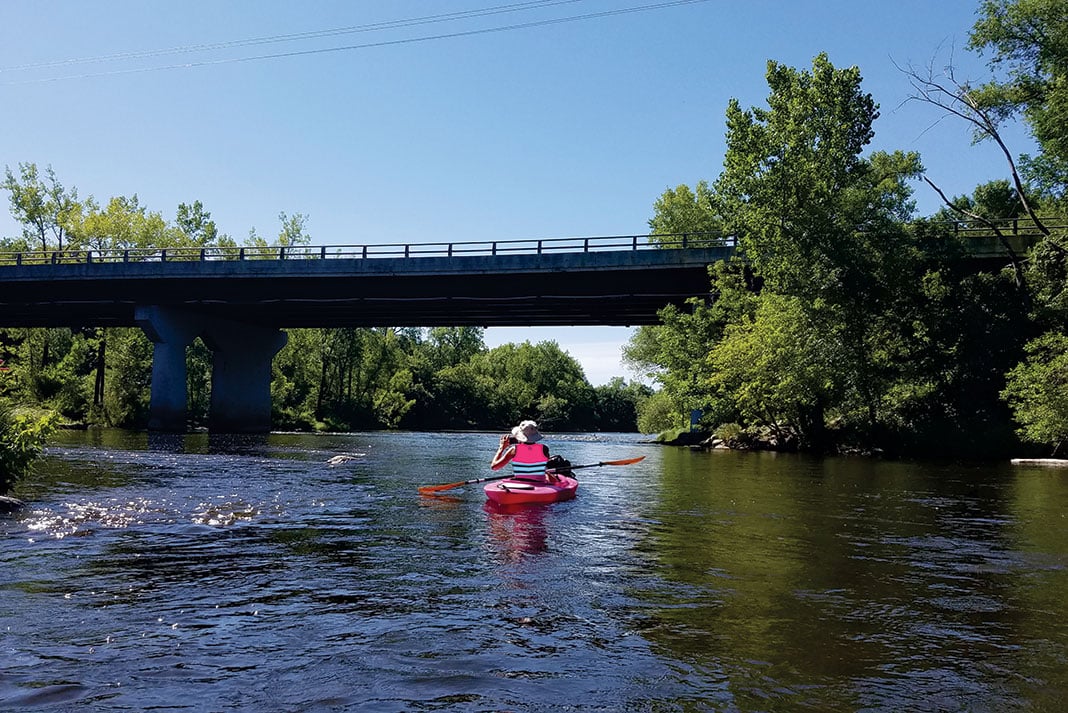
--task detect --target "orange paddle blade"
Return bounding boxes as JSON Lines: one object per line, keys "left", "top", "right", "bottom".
{"left": 599, "top": 456, "right": 646, "bottom": 466}
{"left": 418, "top": 481, "right": 467, "bottom": 494}
{"left": 418, "top": 473, "right": 511, "bottom": 494}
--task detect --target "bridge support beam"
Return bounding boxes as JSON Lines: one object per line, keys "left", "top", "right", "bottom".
{"left": 201, "top": 321, "right": 287, "bottom": 434}
{"left": 135, "top": 306, "right": 287, "bottom": 434}
{"left": 135, "top": 306, "right": 201, "bottom": 433}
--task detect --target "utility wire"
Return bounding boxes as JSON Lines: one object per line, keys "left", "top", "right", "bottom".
{"left": 0, "top": 0, "right": 584, "bottom": 72}
{"left": 1, "top": 0, "right": 711, "bottom": 84}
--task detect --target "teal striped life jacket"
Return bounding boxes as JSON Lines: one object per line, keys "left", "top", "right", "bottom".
{"left": 511, "top": 442, "right": 548, "bottom": 480}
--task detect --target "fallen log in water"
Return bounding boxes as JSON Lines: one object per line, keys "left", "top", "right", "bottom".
{"left": 0, "top": 495, "right": 25, "bottom": 513}
{"left": 1010, "top": 458, "right": 1068, "bottom": 467}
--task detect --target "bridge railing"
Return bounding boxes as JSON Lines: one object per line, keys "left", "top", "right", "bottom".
{"left": 0, "top": 232, "right": 733, "bottom": 266}
{"left": 0, "top": 217, "right": 1062, "bottom": 266}
{"left": 929, "top": 217, "right": 1065, "bottom": 237}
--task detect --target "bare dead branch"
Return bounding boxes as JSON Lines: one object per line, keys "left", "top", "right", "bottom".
{"left": 900, "top": 58, "right": 1052, "bottom": 238}
{"left": 923, "top": 175, "right": 1026, "bottom": 288}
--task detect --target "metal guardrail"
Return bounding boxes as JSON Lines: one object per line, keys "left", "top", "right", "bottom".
{"left": 0, "top": 218, "right": 1061, "bottom": 267}
{"left": 940, "top": 218, "right": 1065, "bottom": 237}
{"left": 0, "top": 233, "right": 733, "bottom": 267}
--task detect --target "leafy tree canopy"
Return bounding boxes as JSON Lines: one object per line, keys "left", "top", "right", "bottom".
{"left": 969, "top": 0, "right": 1068, "bottom": 204}
{"left": 1002, "top": 331, "right": 1068, "bottom": 453}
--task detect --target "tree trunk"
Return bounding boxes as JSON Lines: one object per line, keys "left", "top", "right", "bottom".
{"left": 94, "top": 335, "right": 106, "bottom": 406}
{"left": 315, "top": 356, "right": 328, "bottom": 420}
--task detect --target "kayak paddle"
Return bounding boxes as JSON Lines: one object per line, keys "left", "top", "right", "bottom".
{"left": 417, "top": 456, "right": 646, "bottom": 494}
{"left": 555, "top": 456, "right": 645, "bottom": 472}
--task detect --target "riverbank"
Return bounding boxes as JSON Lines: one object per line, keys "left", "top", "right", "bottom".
{"left": 656, "top": 423, "right": 1046, "bottom": 461}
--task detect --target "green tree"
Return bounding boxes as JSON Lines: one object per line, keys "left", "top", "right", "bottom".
{"left": 374, "top": 368, "right": 417, "bottom": 428}
{"left": 708, "top": 294, "right": 843, "bottom": 448}
{"left": 424, "top": 327, "right": 486, "bottom": 371}
{"left": 624, "top": 259, "right": 758, "bottom": 428}
{"left": 1002, "top": 331, "right": 1068, "bottom": 454}
{"left": 712, "top": 55, "right": 928, "bottom": 443}
{"left": 103, "top": 328, "right": 153, "bottom": 428}
{"left": 955, "top": 0, "right": 1068, "bottom": 449}
{"left": 471, "top": 341, "right": 595, "bottom": 430}
{"left": 969, "top": 0, "right": 1068, "bottom": 206}
{"left": 908, "top": 0, "right": 1068, "bottom": 287}
{"left": 425, "top": 361, "right": 496, "bottom": 429}
{"left": 648, "top": 181, "right": 722, "bottom": 245}
{"left": 714, "top": 55, "right": 921, "bottom": 298}
{"left": 186, "top": 338, "right": 213, "bottom": 428}
{"left": 71, "top": 194, "right": 185, "bottom": 254}
{"left": 271, "top": 328, "right": 322, "bottom": 429}
{"left": 397, "top": 328, "right": 488, "bottom": 429}
{"left": 245, "top": 211, "right": 312, "bottom": 252}
{"left": 175, "top": 200, "right": 226, "bottom": 246}
{"left": 0, "top": 405, "right": 57, "bottom": 495}
{"left": 633, "top": 54, "right": 927, "bottom": 448}
{"left": 2, "top": 163, "right": 79, "bottom": 251}
{"left": 636, "top": 389, "right": 682, "bottom": 434}
{"left": 286, "top": 327, "right": 418, "bottom": 430}
{"left": 593, "top": 377, "right": 652, "bottom": 432}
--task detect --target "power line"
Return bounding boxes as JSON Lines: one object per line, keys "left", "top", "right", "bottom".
{"left": 0, "top": 0, "right": 585, "bottom": 72}
{"left": 1, "top": 0, "right": 711, "bottom": 85}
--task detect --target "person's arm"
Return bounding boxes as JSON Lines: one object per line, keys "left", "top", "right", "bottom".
{"left": 490, "top": 434, "right": 514, "bottom": 470}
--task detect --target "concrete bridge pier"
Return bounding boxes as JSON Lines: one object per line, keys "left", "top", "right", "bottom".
{"left": 201, "top": 322, "right": 287, "bottom": 433}
{"left": 135, "top": 306, "right": 287, "bottom": 433}
{"left": 135, "top": 306, "right": 201, "bottom": 432}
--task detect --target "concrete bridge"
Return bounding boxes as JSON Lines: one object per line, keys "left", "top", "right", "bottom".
{"left": 0, "top": 233, "right": 729, "bottom": 432}
{"left": 0, "top": 222, "right": 1049, "bottom": 433}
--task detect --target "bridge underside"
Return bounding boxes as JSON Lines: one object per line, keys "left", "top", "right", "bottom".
{"left": 0, "top": 292, "right": 699, "bottom": 328}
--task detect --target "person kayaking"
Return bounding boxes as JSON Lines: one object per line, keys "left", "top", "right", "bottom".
{"left": 491, "top": 419, "right": 559, "bottom": 483}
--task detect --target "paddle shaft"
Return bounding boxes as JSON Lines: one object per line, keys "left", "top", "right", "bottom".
{"left": 419, "top": 472, "right": 515, "bottom": 493}
{"left": 560, "top": 457, "right": 645, "bottom": 471}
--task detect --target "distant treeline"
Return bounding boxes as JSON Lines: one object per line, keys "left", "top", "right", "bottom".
{"left": 0, "top": 324, "right": 651, "bottom": 434}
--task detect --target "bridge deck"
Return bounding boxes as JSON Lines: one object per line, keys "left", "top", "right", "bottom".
{"left": 0, "top": 221, "right": 1055, "bottom": 329}
{"left": 0, "top": 240, "right": 733, "bottom": 328}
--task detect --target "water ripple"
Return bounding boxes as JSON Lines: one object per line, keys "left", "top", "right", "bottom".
{"left": 3, "top": 432, "right": 1068, "bottom": 710}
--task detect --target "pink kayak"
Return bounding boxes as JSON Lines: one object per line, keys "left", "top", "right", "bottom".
{"left": 483, "top": 475, "right": 578, "bottom": 506}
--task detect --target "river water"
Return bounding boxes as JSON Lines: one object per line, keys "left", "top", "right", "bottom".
{"left": 1, "top": 429, "right": 1067, "bottom": 712}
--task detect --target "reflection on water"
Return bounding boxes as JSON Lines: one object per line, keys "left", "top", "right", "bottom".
{"left": 483, "top": 501, "right": 550, "bottom": 560}
{"left": 2, "top": 430, "right": 1068, "bottom": 711}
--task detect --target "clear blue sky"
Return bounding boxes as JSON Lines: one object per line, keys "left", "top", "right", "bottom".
{"left": 0, "top": 0, "right": 1034, "bottom": 385}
